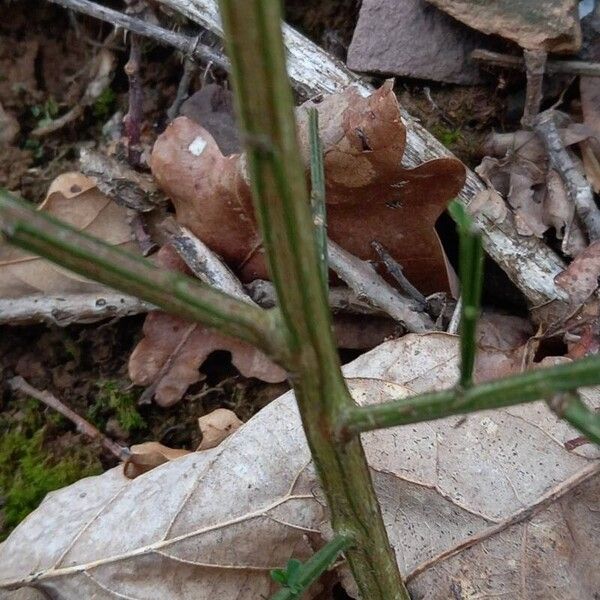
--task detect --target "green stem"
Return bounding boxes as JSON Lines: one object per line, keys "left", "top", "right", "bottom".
{"left": 340, "top": 354, "right": 600, "bottom": 437}
{"left": 270, "top": 535, "right": 353, "bottom": 600}
{"left": 308, "top": 108, "right": 328, "bottom": 293}
{"left": 449, "top": 200, "right": 484, "bottom": 388}
{"left": 0, "top": 189, "right": 283, "bottom": 361}
{"left": 218, "top": 1, "right": 409, "bottom": 598}
{"left": 550, "top": 393, "right": 600, "bottom": 445}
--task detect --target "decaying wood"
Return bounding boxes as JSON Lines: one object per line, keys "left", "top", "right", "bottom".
{"left": 49, "top": 0, "right": 228, "bottom": 69}
{"left": 535, "top": 110, "right": 600, "bottom": 241}
{"left": 0, "top": 293, "right": 152, "bottom": 326}
{"left": 327, "top": 240, "right": 434, "bottom": 333}
{"left": 79, "top": 148, "right": 165, "bottom": 212}
{"left": 245, "top": 280, "right": 384, "bottom": 316}
{"left": 9, "top": 376, "right": 129, "bottom": 461}
{"left": 156, "top": 0, "right": 570, "bottom": 311}
{"left": 168, "top": 222, "right": 255, "bottom": 304}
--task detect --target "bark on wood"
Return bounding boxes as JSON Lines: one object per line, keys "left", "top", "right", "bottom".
{"left": 0, "top": 293, "right": 153, "bottom": 326}
{"left": 156, "top": 0, "right": 569, "bottom": 310}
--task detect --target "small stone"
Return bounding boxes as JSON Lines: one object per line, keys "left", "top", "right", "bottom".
{"left": 347, "top": 0, "right": 489, "bottom": 85}
{"left": 426, "top": 0, "right": 581, "bottom": 53}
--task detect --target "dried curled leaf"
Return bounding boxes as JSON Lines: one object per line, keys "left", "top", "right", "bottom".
{"left": 151, "top": 82, "right": 465, "bottom": 295}
{"left": 555, "top": 240, "right": 600, "bottom": 305}
{"left": 124, "top": 442, "right": 191, "bottom": 479}
{"left": 0, "top": 173, "right": 138, "bottom": 298}
{"left": 128, "top": 247, "right": 286, "bottom": 406}
{"left": 2, "top": 334, "right": 598, "bottom": 599}
{"left": 478, "top": 128, "right": 591, "bottom": 256}
{"left": 197, "top": 408, "right": 243, "bottom": 451}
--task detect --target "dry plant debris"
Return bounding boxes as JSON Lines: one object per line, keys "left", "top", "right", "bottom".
{"left": 475, "top": 125, "right": 595, "bottom": 256}
{"left": 0, "top": 173, "right": 139, "bottom": 298}
{"left": 151, "top": 81, "right": 466, "bottom": 296}
{"left": 196, "top": 408, "right": 242, "bottom": 451}
{"left": 128, "top": 246, "right": 286, "bottom": 407}
{"left": 1, "top": 334, "right": 598, "bottom": 599}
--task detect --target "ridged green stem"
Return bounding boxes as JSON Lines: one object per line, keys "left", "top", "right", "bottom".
{"left": 0, "top": 189, "right": 283, "bottom": 361}
{"left": 218, "top": 1, "right": 409, "bottom": 598}
{"left": 340, "top": 354, "right": 600, "bottom": 438}
{"left": 270, "top": 534, "right": 353, "bottom": 600}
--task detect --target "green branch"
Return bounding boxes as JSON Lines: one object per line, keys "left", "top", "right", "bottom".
{"left": 270, "top": 535, "right": 353, "bottom": 600}
{"left": 339, "top": 354, "right": 600, "bottom": 440}
{"left": 0, "top": 189, "right": 284, "bottom": 362}
{"left": 218, "top": 1, "right": 409, "bottom": 598}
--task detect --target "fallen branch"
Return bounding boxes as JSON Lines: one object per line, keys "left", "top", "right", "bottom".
{"left": 0, "top": 293, "right": 153, "bottom": 326}
{"left": 246, "top": 279, "right": 384, "bottom": 316}
{"left": 9, "top": 376, "right": 129, "bottom": 461}
{"left": 48, "top": 0, "right": 229, "bottom": 69}
{"left": 156, "top": 0, "right": 569, "bottom": 312}
{"left": 327, "top": 239, "right": 434, "bottom": 333}
{"left": 472, "top": 49, "right": 600, "bottom": 78}
{"left": 371, "top": 241, "right": 427, "bottom": 309}
{"left": 79, "top": 148, "right": 165, "bottom": 212}
{"left": 168, "top": 222, "right": 256, "bottom": 304}
{"left": 535, "top": 110, "right": 600, "bottom": 241}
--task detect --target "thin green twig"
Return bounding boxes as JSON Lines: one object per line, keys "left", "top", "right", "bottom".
{"left": 308, "top": 108, "right": 328, "bottom": 293}
{"left": 339, "top": 353, "right": 600, "bottom": 438}
{"left": 270, "top": 535, "right": 353, "bottom": 600}
{"left": 448, "top": 200, "right": 484, "bottom": 388}
{"left": 0, "top": 188, "right": 285, "bottom": 362}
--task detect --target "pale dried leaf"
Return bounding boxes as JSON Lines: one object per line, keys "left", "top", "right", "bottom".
{"left": 0, "top": 173, "right": 138, "bottom": 298}
{"left": 1, "top": 334, "right": 598, "bottom": 599}
{"left": 197, "top": 409, "right": 243, "bottom": 451}
{"left": 124, "top": 442, "right": 191, "bottom": 479}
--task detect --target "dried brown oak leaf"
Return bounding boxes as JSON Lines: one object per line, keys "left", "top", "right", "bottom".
{"left": 128, "top": 246, "right": 286, "bottom": 407}
{"left": 151, "top": 82, "right": 466, "bottom": 296}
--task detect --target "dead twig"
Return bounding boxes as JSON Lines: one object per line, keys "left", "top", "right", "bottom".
{"left": 167, "top": 58, "right": 197, "bottom": 121}
{"left": 246, "top": 279, "right": 384, "bottom": 316}
{"left": 472, "top": 49, "right": 600, "bottom": 78}
{"left": 123, "top": 1, "right": 147, "bottom": 167}
{"left": 0, "top": 293, "right": 153, "bottom": 326}
{"left": 522, "top": 49, "right": 547, "bottom": 128}
{"left": 371, "top": 241, "right": 427, "bottom": 309}
{"left": 167, "top": 222, "right": 256, "bottom": 304}
{"left": 327, "top": 239, "right": 434, "bottom": 333}
{"left": 47, "top": 0, "right": 229, "bottom": 69}
{"left": 534, "top": 110, "right": 600, "bottom": 241}
{"left": 9, "top": 376, "right": 129, "bottom": 461}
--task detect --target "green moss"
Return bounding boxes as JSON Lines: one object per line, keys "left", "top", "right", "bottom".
{"left": 431, "top": 124, "right": 462, "bottom": 150}
{"left": 90, "top": 379, "right": 146, "bottom": 433}
{"left": 92, "top": 87, "right": 117, "bottom": 120}
{"left": 0, "top": 423, "right": 101, "bottom": 540}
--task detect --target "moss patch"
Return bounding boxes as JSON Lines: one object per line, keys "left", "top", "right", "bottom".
{"left": 0, "top": 401, "right": 102, "bottom": 541}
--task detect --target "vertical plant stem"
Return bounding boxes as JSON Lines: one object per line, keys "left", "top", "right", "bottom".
{"left": 308, "top": 108, "right": 328, "bottom": 293}
{"left": 449, "top": 200, "right": 483, "bottom": 388}
{"left": 218, "top": 1, "right": 409, "bottom": 598}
